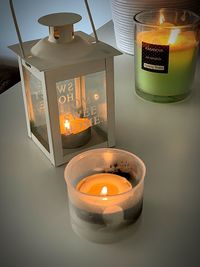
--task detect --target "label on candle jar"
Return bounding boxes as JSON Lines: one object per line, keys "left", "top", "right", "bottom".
{"left": 142, "top": 42, "right": 169, "bottom": 73}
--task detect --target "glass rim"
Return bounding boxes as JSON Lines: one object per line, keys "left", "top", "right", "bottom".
{"left": 64, "top": 148, "right": 146, "bottom": 199}
{"left": 134, "top": 8, "right": 200, "bottom": 29}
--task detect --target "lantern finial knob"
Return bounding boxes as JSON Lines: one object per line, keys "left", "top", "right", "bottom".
{"left": 38, "top": 13, "right": 82, "bottom": 44}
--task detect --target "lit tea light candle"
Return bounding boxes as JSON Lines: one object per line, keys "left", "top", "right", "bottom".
{"left": 76, "top": 173, "right": 132, "bottom": 196}
{"left": 65, "top": 148, "right": 146, "bottom": 243}
{"left": 134, "top": 9, "right": 199, "bottom": 103}
{"left": 71, "top": 172, "right": 141, "bottom": 242}
{"left": 76, "top": 173, "right": 133, "bottom": 213}
{"left": 75, "top": 173, "right": 134, "bottom": 228}
{"left": 59, "top": 113, "right": 91, "bottom": 149}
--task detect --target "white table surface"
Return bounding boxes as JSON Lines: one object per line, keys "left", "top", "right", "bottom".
{"left": 1, "top": 21, "right": 200, "bottom": 267}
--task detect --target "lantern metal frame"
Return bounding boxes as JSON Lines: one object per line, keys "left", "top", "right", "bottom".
{"left": 9, "top": 0, "right": 121, "bottom": 166}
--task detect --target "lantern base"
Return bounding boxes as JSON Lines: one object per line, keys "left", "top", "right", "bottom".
{"left": 61, "top": 127, "right": 91, "bottom": 149}
{"left": 30, "top": 122, "right": 50, "bottom": 152}
{"left": 135, "top": 87, "right": 191, "bottom": 103}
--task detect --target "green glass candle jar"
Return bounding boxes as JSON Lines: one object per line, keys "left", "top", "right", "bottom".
{"left": 134, "top": 9, "right": 200, "bottom": 103}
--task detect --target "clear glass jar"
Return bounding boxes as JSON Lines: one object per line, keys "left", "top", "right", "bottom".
{"left": 134, "top": 9, "right": 200, "bottom": 103}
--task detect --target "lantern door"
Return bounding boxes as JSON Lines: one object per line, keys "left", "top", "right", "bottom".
{"left": 19, "top": 58, "right": 54, "bottom": 162}
{"left": 45, "top": 59, "right": 115, "bottom": 166}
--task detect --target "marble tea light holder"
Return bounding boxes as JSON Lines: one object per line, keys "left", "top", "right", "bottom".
{"left": 134, "top": 8, "right": 200, "bottom": 103}
{"left": 64, "top": 148, "right": 146, "bottom": 243}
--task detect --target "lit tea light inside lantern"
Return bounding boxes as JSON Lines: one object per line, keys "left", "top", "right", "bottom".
{"left": 60, "top": 113, "right": 91, "bottom": 149}
{"left": 60, "top": 113, "right": 90, "bottom": 135}
{"left": 134, "top": 9, "right": 199, "bottom": 103}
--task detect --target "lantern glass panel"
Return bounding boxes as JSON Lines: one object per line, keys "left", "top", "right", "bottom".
{"left": 56, "top": 71, "right": 108, "bottom": 153}
{"left": 23, "top": 67, "right": 50, "bottom": 152}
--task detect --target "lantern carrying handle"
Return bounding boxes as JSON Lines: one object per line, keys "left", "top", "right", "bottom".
{"left": 84, "top": 0, "right": 99, "bottom": 43}
{"left": 9, "top": 0, "right": 25, "bottom": 58}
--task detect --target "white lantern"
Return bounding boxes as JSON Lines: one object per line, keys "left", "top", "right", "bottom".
{"left": 9, "top": 1, "right": 121, "bottom": 166}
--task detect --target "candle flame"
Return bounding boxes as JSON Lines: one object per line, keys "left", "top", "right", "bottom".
{"left": 100, "top": 186, "right": 108, "bottom": 196}
{"left": 64, "top": 119, "right": 70, "bottom": 130}
{"left": 159, "top": 13, "right": 165, "bottom": 25}
{"left": 168, "top": 28, "right": 181, "bottom": 44}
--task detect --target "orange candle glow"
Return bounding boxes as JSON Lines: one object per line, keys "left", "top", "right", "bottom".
{"left": 60, "top": 113, "right": 91, "bottom": 149}
{"left": 76, "top": 173, "right": 132, "bottom": 196}
{"left": 59, "top": 113, "right": 91, "bottom": 135}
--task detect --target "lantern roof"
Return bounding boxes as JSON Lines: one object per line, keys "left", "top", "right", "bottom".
{"left": 9, "top": 12, "right": 121, "bottom": 71}
{"left": 38, "top": 12, "right": 82, "bottom": 27}
{"left": 9, "top": 31, "right": 121, "bottom": 72}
